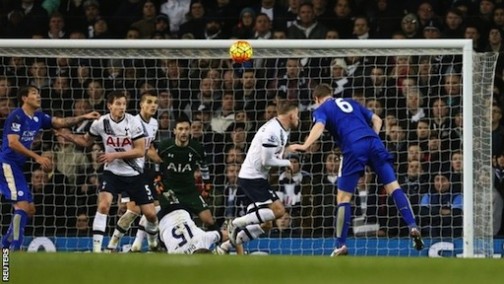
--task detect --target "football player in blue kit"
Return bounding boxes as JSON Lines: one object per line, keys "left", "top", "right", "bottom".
{"left": 0, "top": 85, "right": 99, "bottom": 250}
{"left": 289, "top": 84, "right": 424, "bottom": 256}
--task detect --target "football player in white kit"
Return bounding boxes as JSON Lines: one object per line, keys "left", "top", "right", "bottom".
{"left": 227, "top": 100, "right": 299, "bottom": 246}
{"left": 58, "top": 91, "right": 159, "bottom": 253}
{"left": 106, "top": 91, "right": 163, "bottom": 252}
{"left": 158, "top": 193, "right": 227, "bottom": 254}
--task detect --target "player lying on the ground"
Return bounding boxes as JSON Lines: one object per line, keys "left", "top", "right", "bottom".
{"left": 158, "top": 195, "right": 227, "bottom": 254}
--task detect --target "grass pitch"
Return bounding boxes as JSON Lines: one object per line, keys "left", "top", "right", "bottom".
{"left": 9, "top": 253, "right": 504, "bottom": 284}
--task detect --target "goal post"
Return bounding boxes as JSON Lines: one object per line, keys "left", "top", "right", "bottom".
{"left": 0, "top": 39, "right": 497, "bottom": 257}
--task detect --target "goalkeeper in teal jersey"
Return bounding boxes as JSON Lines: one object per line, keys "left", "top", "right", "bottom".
{"left": 157, "top": 116, "right": 215, "bottom": 227}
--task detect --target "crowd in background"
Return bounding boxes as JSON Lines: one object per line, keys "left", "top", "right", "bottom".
{"left": 0, "top": 0, "right": 504, "bottom": 240}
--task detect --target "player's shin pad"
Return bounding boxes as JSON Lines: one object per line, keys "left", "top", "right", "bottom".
{"left": 145, "top": 220, "right": 159, "bottom": 249}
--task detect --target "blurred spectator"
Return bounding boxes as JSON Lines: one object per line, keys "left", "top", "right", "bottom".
{"left": 82, "top": 0, "right": 102, "bottom": 38}
{"left": 352, "top": 16, "right": 371, "bottom": 39}
{"left": 54, "top": 128, "right": 90, "bottom": 188}
{"left": 72, "top": 212, "right": 92, "bottom": 237}
{"left": 158, "top": 110, "right": 173, "bottom": 141}
{"left": 252, "top": 13, "right": 273, "bottom": 39}
{"left": 11, "top": 0, "right": 49, "bottom": 37}
{"left": 160, "top": 0, "right": 191, "bottom": 35}
{"left": 131, "top": 0, "right": 157, "bottom": 39}
{"left": 486, "top": 26, "right": 504, "bottom": 52}
{"left": 84, "top": 79, "right": 106, "bottom": 112}
{"left": 211, "top": 92, "right": 235, "bottom": 134}
{"left": 493, "top": 5, "right": 504, "bottom": 30}
{"left": 91, "top": 16, "right": 111, "bottom": 39}
{"left": 326, "top": 58, "right": 351, "bottom": 98}
{"left": 287, "top": 2, "right": 327, "bottom": 39}
{"left": 464, "top": 24, "right": 483, "bottom": 52}
{"left": 253, "top": 0, "right": 287, "bottom": 31}
{"left": 44, "top": 76, "right": 73, "bottom": 117}
{"left": 401, "top": 13, "right": 420, "bottom": 38}
{"left": 416, "top": 1, "right": 436, "bottom": 29}
{"left": 285, "top": 0, "right": 300, "bottom": 28}
{"left": 321, "top": 0, "right": 353, "bottom": 39}
{"left": 47, "top": 12, "right": 67, "bottom": 39}
{"left": 419, "top": 172, "right": 463, "bottom": 238}
{"left": 28, "top": 59, "right": 50, "bottom": 90}
{"left": 222, "top": 164, "right": 242, "bottom": 219}
{"left": 72, "top": 99, "right": 94, "bottom": 134}
{"left": 231, "top": 7, "right": 256, "bottom": 39}
{"left": 154, "top": 13, "right": 172, "bottom": 38}
{"left": 178, "top": 0, "right": 206, "bottom": 39}
{"left": 277, "top": 153, "right": 311, "bottom": 213}
{"left": 276, "top": 58, "right": 311, "bottom": 110}
{"left": 422, "top": 19, "right": 442, "bottom": 39}
{"left": 442, "top": 8, "right": 464, "bottom": 38}
{"left": 302, "top": 150, "right": 338, "bottom": 236}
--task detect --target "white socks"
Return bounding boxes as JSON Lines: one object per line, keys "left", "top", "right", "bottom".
{"left": 92, "top": 212, "right": 107, "bottom": 253}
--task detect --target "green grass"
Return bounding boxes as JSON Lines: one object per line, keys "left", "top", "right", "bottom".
{"left": 8, "top": 253, "right": 504, "bottom": 284}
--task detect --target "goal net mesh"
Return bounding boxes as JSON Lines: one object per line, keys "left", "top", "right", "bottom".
{"left": 0, "top": 42, "right": 496, "bottom": 256}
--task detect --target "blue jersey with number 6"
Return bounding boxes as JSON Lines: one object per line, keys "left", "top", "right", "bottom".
{"left": 313, "top": 98, "right": 395, "bottom": 192}
{"left": 313, "top": 98, "right": 377, "bottom": 152}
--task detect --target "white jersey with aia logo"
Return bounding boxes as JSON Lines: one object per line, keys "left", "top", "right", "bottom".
{"left": 89, "top": 113, "right": 145, "bottom": 176}
{"left": 135, "top": 114, "right": 158, "bottom": 152}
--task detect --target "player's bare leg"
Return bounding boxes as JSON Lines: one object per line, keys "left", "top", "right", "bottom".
{"left": 131, "top": 200, "right": 161, "bottom": 252}
{"left": 92, "top": 192, "right": 113, "bottom": 253}
{"left": 228, "top": 201, "right": 284, "bottom": 245}
{"left": 2, "top": 201, "right": 35, "bottom": 250}
{"left": 384, "top": 181, "right": 424, "bottom": 251}
{"left": 139, "top": 203, "right": 159, "bottom": 251}
{"left": 331, "top": 190, "right": 352, "bottom": 257}
{"left": 107, "top": 201, "right": 141, "bottom": 252}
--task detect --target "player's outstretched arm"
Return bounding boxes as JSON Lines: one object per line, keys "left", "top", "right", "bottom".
{"left": 7, "top": 134, "right": 51, "bottom": 171}
{"left": 51, "top": 111, "right": 100, "bottom": 129}
{"left": 288, "top": 122, "right": 325, "bottom": 152}
{"left": 55, "top": 131, "right": 95, "bottom": 147}
{"left": 371, "top": 114, "right": 383, "bottom": 135}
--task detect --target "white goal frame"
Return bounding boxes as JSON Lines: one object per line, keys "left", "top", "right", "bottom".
{"left": 0, "top": 39, "right": 484, "bottom": 257}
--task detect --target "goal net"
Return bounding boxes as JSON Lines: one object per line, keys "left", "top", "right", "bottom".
{"left": 0, "top": 39, "right": 497, "bottom": 257}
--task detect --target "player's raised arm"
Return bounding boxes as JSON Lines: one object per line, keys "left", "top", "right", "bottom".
{"left": 371, "top": 113, "right": 383, "bottom": 135}
{"left": 55, "top": 129, "right": 96, "bottom": 147}
{"left": 51, "top": 111, "right": 100, "bottom": 129}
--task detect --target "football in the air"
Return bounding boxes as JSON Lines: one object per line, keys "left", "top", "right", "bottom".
{"left": 229, "top": 41, "right": 253, "bottom": 63}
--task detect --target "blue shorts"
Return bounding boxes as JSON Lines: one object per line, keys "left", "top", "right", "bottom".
{"left": 338, "top": 137, "right": 395, "bottom": 193}
{"left": 238, "top": 178, "right": 279, "bottom": 204}
{"left": 0, "top": 162, "right": 32, "bottom": 203}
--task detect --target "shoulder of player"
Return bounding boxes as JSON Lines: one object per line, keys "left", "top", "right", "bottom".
{"left": 158, "top": 138, "right": 176, "bottom": 150}
{"left": 188, "top": 139, "right": 204, "bottom": 154}
{"left": 6, "top": 108, "right": 24, "bottom": 120}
